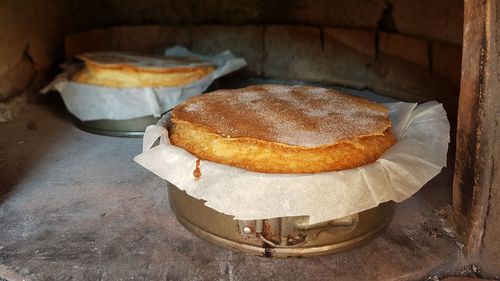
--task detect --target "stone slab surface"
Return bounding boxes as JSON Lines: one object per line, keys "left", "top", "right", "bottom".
{"left": 0, "top": 95, "right": 460, "bottom": 281}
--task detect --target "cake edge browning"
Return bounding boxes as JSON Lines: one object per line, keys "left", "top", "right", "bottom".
{"left": 71, "top": 52, "right": 215, "bottom": 88}
{"left": 169, "top": 119, "right": 396, "bottom": 174}
{"left": 71, "top": 64, "right": 214, "bottom": 88}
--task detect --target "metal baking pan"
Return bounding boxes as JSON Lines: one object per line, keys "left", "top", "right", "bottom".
{"left": 71, "top": 114, "right": 161, "bottom": 137}
{"left": 168, "top": 183, "right": 394, "bottom": 258}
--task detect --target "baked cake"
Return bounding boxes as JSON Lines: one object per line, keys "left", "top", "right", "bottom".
{"left": 72, "top": 52, "right": 214, "bottom": 88}
{"left": 169, "top": 85, "right": 396, "bottom": 174}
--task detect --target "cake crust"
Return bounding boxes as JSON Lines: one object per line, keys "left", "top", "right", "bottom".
{"left": 72, "top": 52, "right": 214, "bottom": 88}
{"left": 169, "top": 85, "right": 396, "bottom": 174}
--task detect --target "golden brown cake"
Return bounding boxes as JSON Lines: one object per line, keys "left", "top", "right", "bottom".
{"left": 169, "top": 85, "right": 396, "bottom": 174}
{"left": 72, "top": 52, "right": 214, "bottom": 88}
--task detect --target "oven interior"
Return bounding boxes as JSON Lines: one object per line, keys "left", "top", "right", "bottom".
{"left": 1, "top": 1, "right": 498, "bottom": 280}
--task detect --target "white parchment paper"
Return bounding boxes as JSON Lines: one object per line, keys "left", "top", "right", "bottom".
{"left": 134, "top": 95, "right": 450, "bottom": 224}
{"left": 41, "top": 46, "right": 247, "bottom": 121}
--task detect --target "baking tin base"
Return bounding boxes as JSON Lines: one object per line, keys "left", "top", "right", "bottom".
{"left": 168, "top": 184, "right": 394, "bottom": 258}
{"left": 72, "top": 115, "right": 160, "bottom": 137}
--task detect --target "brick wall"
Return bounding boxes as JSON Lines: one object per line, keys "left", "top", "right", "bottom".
{"left": 0, "top": 0, "right": 463, "bottom": 104}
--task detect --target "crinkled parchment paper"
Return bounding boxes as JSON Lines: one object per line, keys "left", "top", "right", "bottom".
{"left": 134, "top": 92, "right": 449, "bottom": 224}
{"left": 41, "top": 46, "right": 247, "bottom": 121}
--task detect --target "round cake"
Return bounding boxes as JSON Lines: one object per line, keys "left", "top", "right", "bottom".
{"left": 72, "top": 52, "right": 214, "bottom": 88}
{"left": 169, "top": 85, "right": 396, "bottom": 174}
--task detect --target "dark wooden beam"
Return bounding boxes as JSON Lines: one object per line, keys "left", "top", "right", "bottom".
{"left": 454, "top": 0, "right": 500, "bottom": 269}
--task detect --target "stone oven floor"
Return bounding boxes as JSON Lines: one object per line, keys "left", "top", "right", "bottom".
{"left": 0, "top": 96, "right": 468, "bottom": 281}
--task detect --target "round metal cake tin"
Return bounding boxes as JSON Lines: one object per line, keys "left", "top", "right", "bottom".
{"left": 72, "top": 115, "right": 161, "bottom": 137}
{"left": 167, "top": 183, "right": 394, "bottom": 258}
